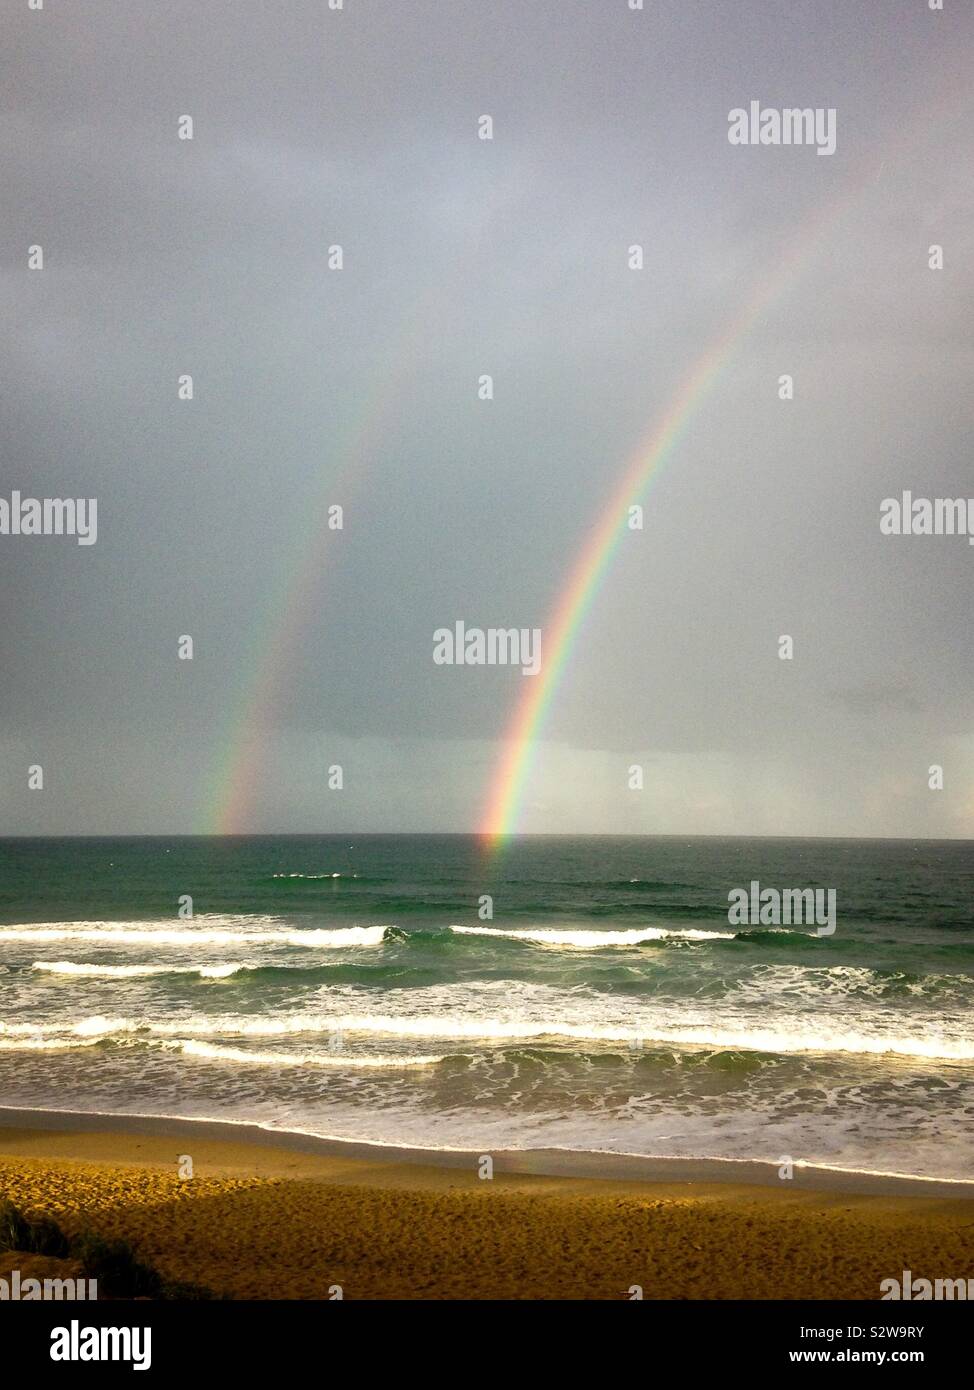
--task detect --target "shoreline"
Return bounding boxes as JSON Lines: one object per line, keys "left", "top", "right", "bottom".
{"left": 1, "top": 1104, "right": 972, "bottom": 1197}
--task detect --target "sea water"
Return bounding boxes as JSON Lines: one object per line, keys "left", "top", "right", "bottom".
{"left": 0, "top": 834, "right": 971, "bottom": 1180}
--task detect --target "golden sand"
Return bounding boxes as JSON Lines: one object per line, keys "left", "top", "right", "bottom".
{"left": 1, "top": 1127, "right": 972, "bottom": 1299}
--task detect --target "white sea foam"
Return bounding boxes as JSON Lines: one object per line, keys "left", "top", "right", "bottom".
{"left": 0, "top": 920, "right": 387, "bottom": 948}
{"left": 272, "top": 872, "right": 350, "bottom": 879}
{"left": 171, "top": 1039, "right": 441, "bottom": 1068}
{"left": 5, "top": 1007, "right": 970, "bottom": 1061}
{"left": 31, "top": 961, "right": 244, "bottom": 980}
{"left": 0, "top": 1032, "right": 439, "bottom": 1065}
{"left": 449, "top": 924, "right": 733, "bottom": 946}
{"left": 734, "top": 963, "right": 974, "bottom": 1005}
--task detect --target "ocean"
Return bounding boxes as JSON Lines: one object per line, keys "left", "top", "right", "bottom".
{"left": 0, "top": 834, "right": 972, "bottom": 1181}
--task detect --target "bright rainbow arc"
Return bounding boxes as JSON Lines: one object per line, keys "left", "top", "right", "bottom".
{"left": 479, "top": 165, "right": 882, "bottom": 852}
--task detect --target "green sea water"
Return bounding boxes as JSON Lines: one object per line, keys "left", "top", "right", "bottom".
{"left": 0, "top": 834, "right": 972, "bottom": 1179}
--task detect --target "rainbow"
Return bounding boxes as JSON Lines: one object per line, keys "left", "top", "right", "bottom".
{"left": 203, "top": 351, "right": 414, "bottom": 835}
{"left": 201, "top": 80, "right": 964, "bottom": 842}
{"left": 479, "top": 351, "right": 766, "bottom": 847}
{"left": 478, "top": 155, "right": 899, "bottom": 850}
{"left": 204, "top": 170, "right": 525, "bottom": 834}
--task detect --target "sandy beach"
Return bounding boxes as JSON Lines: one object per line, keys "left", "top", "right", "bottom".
{"left": 1, "top": 1109, "right": 972, "bottom": 1300}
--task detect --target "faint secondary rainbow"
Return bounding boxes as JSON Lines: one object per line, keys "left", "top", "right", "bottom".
{"left": 479, "top": 159, "right": 889, "bottom": 851}
{"left": 204, "top": 169, "right": 528, "bottom": 835}
{"left": 203, "top": 360, "right": 407, "bottom": 835}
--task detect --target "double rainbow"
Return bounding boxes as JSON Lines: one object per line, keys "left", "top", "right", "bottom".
{"left": 204, "top": 76, "right": 965, "bottom": 844}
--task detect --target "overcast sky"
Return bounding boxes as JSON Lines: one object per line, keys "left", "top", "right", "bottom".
{"left": 2, "top": 0, "right": 972, "bottom": 837}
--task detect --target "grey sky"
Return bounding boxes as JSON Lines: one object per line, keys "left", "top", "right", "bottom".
{"left": 2, "top": 0, "right": 972, "bottom": 836}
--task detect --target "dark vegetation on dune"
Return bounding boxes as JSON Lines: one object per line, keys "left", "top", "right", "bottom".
{"left": 0, "top": 1198, "right": 215, "bottom": 1298}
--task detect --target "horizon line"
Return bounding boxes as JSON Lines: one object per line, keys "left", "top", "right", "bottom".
{"left": 0, "top": 830, "right": 971, "bottom": 844}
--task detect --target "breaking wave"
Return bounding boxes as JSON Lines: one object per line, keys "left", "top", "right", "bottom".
{"left": 449, "top": 924, "right": 734, "bottom": 947}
